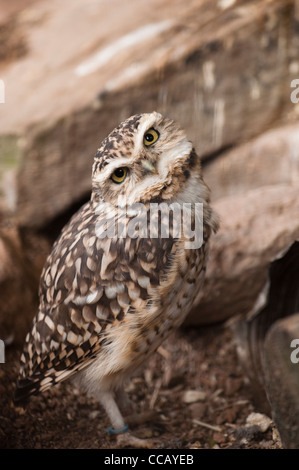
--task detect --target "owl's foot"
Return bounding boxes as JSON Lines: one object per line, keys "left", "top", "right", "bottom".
{"left": 100, "top": 391, "right": 157, "bottom": 448}
{"left": 116, "top": 431, "right": 156, "bottom": 449}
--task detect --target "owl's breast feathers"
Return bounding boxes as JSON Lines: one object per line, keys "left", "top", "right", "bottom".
{"left": 14, "top": 198, "right": 216, "bottom": 406}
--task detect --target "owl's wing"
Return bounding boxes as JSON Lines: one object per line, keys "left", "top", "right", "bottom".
{"left": 14, "top": 202, "right": 176, "bottom": 405}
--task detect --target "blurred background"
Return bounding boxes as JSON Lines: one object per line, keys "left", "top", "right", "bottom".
{"left": 0, "top": 0, "right": 299, "bottom": 449}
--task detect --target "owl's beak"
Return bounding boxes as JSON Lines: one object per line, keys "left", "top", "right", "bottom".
{"left": 141, "top": 159, "right": 158, "bottom": 175}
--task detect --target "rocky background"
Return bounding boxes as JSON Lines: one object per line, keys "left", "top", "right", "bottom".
{"left": 1, "top": 0, "right": 299, "bottom": 449}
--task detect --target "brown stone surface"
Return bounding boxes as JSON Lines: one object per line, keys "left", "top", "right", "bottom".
{"left": 229, "top": 242, "right": 299, "bottom": 447}
{"left": 0, "top": 0, "right": 297, "bottom": 228}
{"left": 203, "top": 122, "right": 299, "bottom": 202}
{"left": 263, "top": 313, "right": 299, "bottom": 449}
{"left": 0, "top": 218, "right": 50, "bottom": 344}
{"left": 187, "top": 184, "right": 299, "bottom": 325}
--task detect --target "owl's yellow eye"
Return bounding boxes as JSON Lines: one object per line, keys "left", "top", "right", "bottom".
{"left": 111, "top": 167, "right": 127, "bottom": 184}
{"left": 143, "top": 128, "right": 160, "bottom": 147}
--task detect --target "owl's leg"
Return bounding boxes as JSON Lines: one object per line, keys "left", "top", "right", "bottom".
{"left": 98, "top": 391, "right": 156, "bottom": 449}
{"left": 99, "top": 390, "right": 127, "bottom": 431}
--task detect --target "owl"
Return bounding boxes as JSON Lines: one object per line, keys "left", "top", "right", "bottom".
{"left": 14, "top": 112, "right": 218, "bottom": 447}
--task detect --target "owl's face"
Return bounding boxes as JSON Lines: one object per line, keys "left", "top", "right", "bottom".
{"left": 91, "top": 112, "right": 199, "bottom": 206}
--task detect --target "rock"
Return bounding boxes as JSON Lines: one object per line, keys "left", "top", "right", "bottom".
{"left": 0, "top": 1, "right": 30, "bottom": 64}
{"left": 189, "top": 403, "right": 206, "bottom": 421}
{"left": 0, "top": 0, "right": 38, "bottom": 25}
{"left": 0, "top": 223, "right": 32, "bottom": 342}
{"left": 192, "top": 121, "right": 299, "bottom": 325}
{"left": 0, "top": 217, "right": 50, "bottom": 344}
{"left": 186, "top": 185, "right": 299, "bottom": 325}
{"left": 212, "top": 431, "right": 226, "bottom": 445}
{"left": 88, "top": 410, "right": 100, "bottom": 420}
{"left": 263, "top": 314, "right": 299, "bottom": 448}
{"left": 203, "top": 122, "right": 299, "bottom": 202}
{"left": 230, "top": 242, "right": 299, "bottom": 447}
{"left": 246, "top": 412, "right": 272, "bottom": 433}
{"left": 216, "top": 406, "right": 238, "bottom": 425}
{"left": 183, "top": 390, "right": 207, "bottom": 404}
{"left": 0, "top": 0, "right": 297, "bottom": 228}
{"left": 225, "top": 377, "right": 243, "bottom": 396}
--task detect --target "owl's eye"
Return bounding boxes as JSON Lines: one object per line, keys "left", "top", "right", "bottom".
{"left": 143, "top": 128, "right": 160, "bottom": 147}
{"left": 111, "top": 167, "right": 128, "bottom": 184}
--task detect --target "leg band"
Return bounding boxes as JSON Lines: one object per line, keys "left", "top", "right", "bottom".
{"left": 106, "top": 423, "right": 129, "bottom": 435}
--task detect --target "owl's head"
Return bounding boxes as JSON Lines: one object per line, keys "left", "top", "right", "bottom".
{"left": 91, "top": 112, "right": 202, "bottom": 206}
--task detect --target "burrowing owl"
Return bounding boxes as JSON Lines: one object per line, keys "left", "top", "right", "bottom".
{"left": 14, "top": 112, "right": 218, "bottom": 446}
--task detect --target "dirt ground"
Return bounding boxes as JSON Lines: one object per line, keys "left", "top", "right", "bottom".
{"left": 0, "top": 323, "right": 281, "bottom": 449}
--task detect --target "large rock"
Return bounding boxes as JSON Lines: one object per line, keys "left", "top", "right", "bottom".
{"left": 0, "top": 217, "right": 50, "bottom": 344}
{"left": 229, "top": 242, "right": 299, "bottom": 447}
{"left": 203, "top": 122, "right": 299, "bottom": 202}
{"left": 0, "top": 0, "right": 298, "bottom": 228}
{"left": 187, "top": 184, "right": 299, "bottom": 325}
{"left": 187, "top": 120, "right": 299, "bottom": 325}
{"left": 263, "top": 313, "right": 299, "bottom": 448}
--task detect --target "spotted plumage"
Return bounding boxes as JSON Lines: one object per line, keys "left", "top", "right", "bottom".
{"left": 14, "top": 112, "right": 218, "bottom": 446}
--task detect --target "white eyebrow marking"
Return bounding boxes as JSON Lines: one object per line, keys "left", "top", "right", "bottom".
{"left": 92, "top": 157, "right": 133, "bottom": 184}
